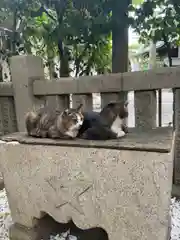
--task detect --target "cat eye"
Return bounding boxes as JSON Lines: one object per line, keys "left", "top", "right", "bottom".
{"left": 71, "top": 116, "right": 77, "bottom": 121}
{"left": 72, "top": 118, "right": 78, "bottom": 123}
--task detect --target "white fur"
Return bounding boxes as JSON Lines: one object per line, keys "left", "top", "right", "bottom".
{"left": 75, "top": 113, "right": 84, "bottom": 127}
{"left": 65, "top": 113, "right": 83, "bottom": 138}
{"left": 6, "top": 141, "right": 20, "bottom": 145}
{"left": 111, "top": 116, "right": 125, "bottom": 138}
{"left": 122, "top": 117, "right": 128, "bottom": 126}
{"left": 0, "top": 140, "right": 19, "bottom": 145}
{"left": 65, "top": 128, "right": 79, "bottom": 138}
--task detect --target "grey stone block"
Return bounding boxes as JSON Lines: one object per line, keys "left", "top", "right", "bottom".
{"left": 0, "top": 128, "right": 174, "bottom": 240}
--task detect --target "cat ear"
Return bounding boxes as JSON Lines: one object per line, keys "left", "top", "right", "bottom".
{"left": 105, "top": 102, "right": 116, "bottom": 108}
{"left": 115, "top": 100, "right": 128, "bottom": 108}
{"left": 62, "top": 109, "right": 69, "bottom": 116}
{"left": 124, "top": 100, "right": 129, "bottom": 107}
{"left": 76, "top": 103, "right": 83, "bottom": 113}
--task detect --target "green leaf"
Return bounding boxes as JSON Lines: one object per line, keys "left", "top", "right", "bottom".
{"left": 132, "top": 0, "right": 144, "bottom": 6}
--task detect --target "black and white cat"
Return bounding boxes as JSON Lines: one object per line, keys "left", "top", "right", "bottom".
{"left": 78, "top": 101, "right": 128, "bottom": 140}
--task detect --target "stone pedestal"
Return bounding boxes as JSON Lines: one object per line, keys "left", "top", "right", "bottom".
{"left": 0, "top": 127, "right": 174, "bottom": 240}
{"left": 9, "top": 224, "right": 37, "bottom": 240}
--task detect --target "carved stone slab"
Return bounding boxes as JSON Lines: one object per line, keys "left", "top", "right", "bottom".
{"left": 1, "top": 127, "right": 173, "bottom": 153}
{"left": 0, "top": 128, "right": 174, "bottom": 240}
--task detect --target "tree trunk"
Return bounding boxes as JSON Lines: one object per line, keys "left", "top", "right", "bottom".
{"left": 47, "top": 47, "right": 55, "bottom": 79}
{"left": 54, "top": 1, "right": 69, "bottom": 78}
{"left": 112, "top": 0, "right": 131, "bottom": 101}
{"left": 60, "top": 57, "right": 70, "bottom": 77}
{"left": 0, "top": 64, "right": 3, "bottom": 82}
{"left": 12, "top": 9, "right": 18, "bottom": 55}
{"left": 58, "top": 40, "right": 70, "bottom": 77}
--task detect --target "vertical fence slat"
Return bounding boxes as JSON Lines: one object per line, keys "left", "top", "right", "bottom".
{"left": 134, "top": 41, "right": 157, "bottom": 130}
{"left": 158, "top": 89, "right": 162, "bottom": 127}
{"left": 100, "top": 93, "right": 121, "bottom": 108}
{"left": 0, "top": 99, "right": 4, "bottom": 135}
{"left": 134, "top": 90, "right": 157, "bottom": 129}
{"left": 10, "top": 55, "right": 45, "bottom": 132}
{"left": 0, "top": 97, "right": 17, "bottom": 135}
{"left": 7, "top": 97, "right": 17, "bottom": 133}
{"left": 57, "top": 95, "right": 70, "bottom": 110}
{"left": 1, "top": 97, "right": 17, "bottom": 134}
{"left": 100, "top": 92, "right": 128, "bottom": 125}
{"left": 45, "top": 95, "right": 69, "bottom": 110}
{"left": 174, "top": 88, "right": 180, "bottom": 184}
{"left": 173, "top": 89, "right": 175, "bottom": 129}
{"left": 72, "top": 94, "right": 93, "bottom": 111}
{"left": 45, "top": 96, "right": 57, "bottom": 108}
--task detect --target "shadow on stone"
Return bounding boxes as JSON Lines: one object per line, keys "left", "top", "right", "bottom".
{"left": 34, "top": 213, "right": 109, "bottom": 240}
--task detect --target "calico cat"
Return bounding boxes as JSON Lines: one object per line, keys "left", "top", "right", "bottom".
{"left": 78, "top": 101, "right": 128, "bottom": 140}
{"left": 25, "top": 104, "right": 84, "bottom": 139}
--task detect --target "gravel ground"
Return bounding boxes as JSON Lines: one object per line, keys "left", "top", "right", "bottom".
{"left": 0, "top": 190, "right": 12, "bottom": 240}
{"left": 171, "top": 198, "right": 180, "bottom": 240}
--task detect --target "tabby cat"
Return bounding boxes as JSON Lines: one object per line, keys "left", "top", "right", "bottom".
{"left": 25, "top": 104, "right": 84, "bottom": 139}
{"left": 78, "top": 101, "right": 128, "bottom": 140}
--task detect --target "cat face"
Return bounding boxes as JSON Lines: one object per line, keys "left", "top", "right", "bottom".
{"left": 116, "top": 100, "right": 128, "bottom": 119}
{"left": 102, "top": 101, "right": 128, "bottom": 120}
{"left": 59, "top": 104, "right": 84, "bottom": 138}
{"left": 100, "top": 101, "right": 129, "bottom": 136}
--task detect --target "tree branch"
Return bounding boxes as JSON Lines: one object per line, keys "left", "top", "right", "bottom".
{"left": 42, "top": 6, "right": 56, "bottom": 22}
{"left": 75, "top": 43, "right": 90, "bottom": 77}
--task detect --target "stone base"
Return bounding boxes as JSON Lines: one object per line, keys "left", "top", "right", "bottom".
{"left": 167, "top": 214, "right": 171, "bottom": 240}
{"left": 9, "top": 214, "right": 109, "bottom": 240}
{"left": 0, "top": 128, "right": 174, "bottom": 240}
{"left": 9, "top": 224, "right": 37, "bottom": 240}
{"left": 9, "top": 214, "right": 171, "bottom": 240}
{"left": 0, "top": 176, "right": 4, "bottom": 190}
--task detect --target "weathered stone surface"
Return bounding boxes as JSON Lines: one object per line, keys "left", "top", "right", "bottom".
{"left": 134, "top": 90, "right": 157, "bottom": 129}
{"left": 10, "top": 55, "right": 45, "bottom": 132}
{"left": 0, "top": 128, "right": 174, "bottom": 240}
{"left": 0, "top": 173, "right": 4, "bottom": 190}
{"left": 9, "top": 224, "right": 37, "bottom": 240}
{"left": 1, "top": 127, "right": 173, "bottom": 153}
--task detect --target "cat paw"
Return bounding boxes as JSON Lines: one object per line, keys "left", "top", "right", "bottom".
{"left": 117, "top": 130, "right": 125, "bottom": 138}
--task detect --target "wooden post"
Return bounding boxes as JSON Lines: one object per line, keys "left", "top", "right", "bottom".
{"left": 0, "top": 97, "right": 17, "bottom": 134}
{"left": 10, "top": 55, "right": 45, "bottom": 132}
{"left": 45, "top": 95, "right": 69, "bottom": 111}
{"left": 101, "top": 93, "right": 121, "bottom": 108}
{"left": 72, "top": 94, "right": 93, "bottom": 111}
{"left": 135, "top": 90, "right": 157, "bottom": 128}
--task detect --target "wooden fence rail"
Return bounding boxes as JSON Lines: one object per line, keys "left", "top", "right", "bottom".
{"left": 0, "top": 55, "right": 179, "bottom": 183}
{"left": 33, "top": 66, "right": 180, "bottom": 94}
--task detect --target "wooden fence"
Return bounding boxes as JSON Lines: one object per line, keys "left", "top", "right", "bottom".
{"left": 0, "top": 55, "right": 180, "bottom": 183}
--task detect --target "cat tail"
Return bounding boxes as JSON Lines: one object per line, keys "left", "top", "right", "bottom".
{"left": 25, "top": 111, "right": 39, "bottom": 136}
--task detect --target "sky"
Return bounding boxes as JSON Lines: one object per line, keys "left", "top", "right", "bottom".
{"left": 129, "top": 27, "right": 139, "bottom": 45}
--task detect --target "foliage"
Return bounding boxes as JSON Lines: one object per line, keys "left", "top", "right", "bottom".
{"left": 0, "top": 0, "right": 138, "bottom": 79}
{"left": 130, "top": 0, "right": 180, "bottom": 46}
{"left": 132, "top": 0, "right": 144, "bottom": 5}
{"left": 129, "top": 0, "right": 180, "bottom": 68}
{"left": 0, "top": 0, "right": 113, "bottom": 78}
{"left": 25, "top": 0, "right": 113, "bottom": 77}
